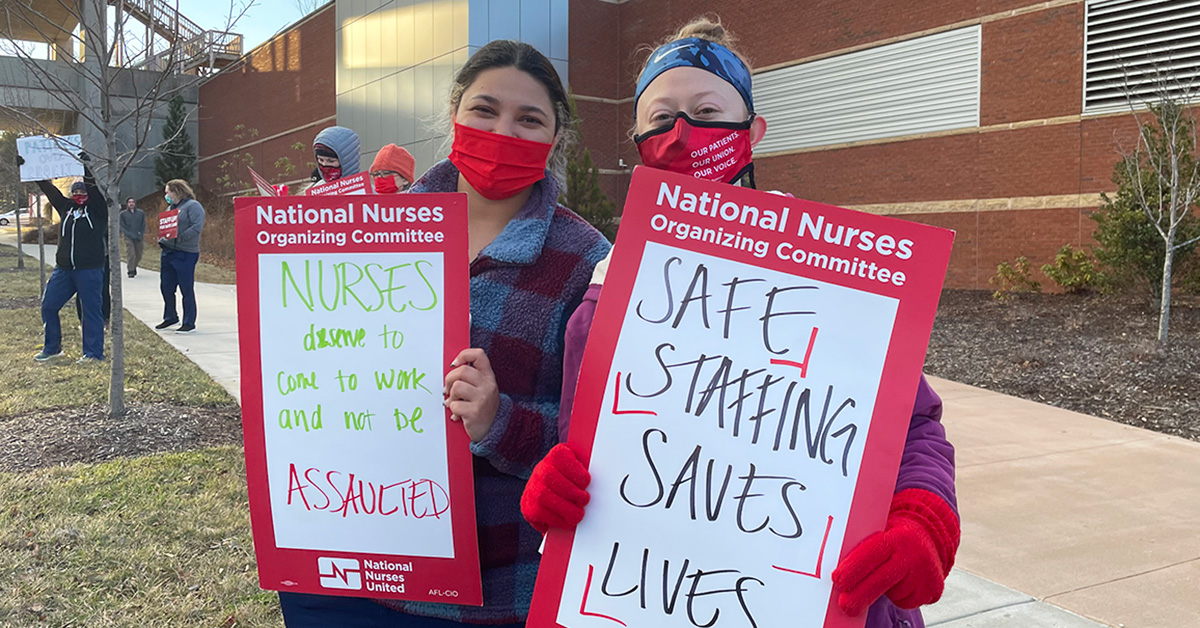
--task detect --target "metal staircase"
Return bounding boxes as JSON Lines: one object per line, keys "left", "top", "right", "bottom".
{"left": 136, "top": 29, "right": 243, "bottom": 75}
{"left": 115, "top": 0, "right": 203, "bottom": 43}
{"left": 113, "top": 0, "right": 242, "bottom": 75}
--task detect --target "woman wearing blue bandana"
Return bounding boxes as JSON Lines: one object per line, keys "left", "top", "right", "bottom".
{"left": 631, "top": 28, "right": 764, "bottom": 187}
{"left": 521, "top": 16, "right": 961, "bottom": 628}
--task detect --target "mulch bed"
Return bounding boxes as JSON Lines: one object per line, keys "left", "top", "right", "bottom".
{"left": 0, "top": 403, "right": 243, "bottom": 472}
{"left": 925, "top": 290, "right": 1200, "bottom": 440}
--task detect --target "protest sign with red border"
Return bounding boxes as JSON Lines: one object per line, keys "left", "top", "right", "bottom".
{"left": 529, "top": 167, "right": 955, "bottom": 628}
{"left": 158, "top": 209, "right": 178, "bottom": 239}
{"left": 235, "top": 193, "right": 481, "bottom": 604}
{"left": 306, "top": 172, "right": 370, "bottom": 196}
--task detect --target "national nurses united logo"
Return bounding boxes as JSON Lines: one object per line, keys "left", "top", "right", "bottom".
{"left": 317, "top": 557, "right": 362, "bottom": 590}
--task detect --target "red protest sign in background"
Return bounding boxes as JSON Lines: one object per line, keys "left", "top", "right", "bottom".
{"left": 530, "top": 167, "right": 954, "bottom": 628}
{"left": 235, "top": 193, "right": 481, "bottom": 604}
{"left": 158, "top": 209, "right": 178, "bottom": 239}
{"left": 306, "top": 172, "right": 370, "bottom": 196}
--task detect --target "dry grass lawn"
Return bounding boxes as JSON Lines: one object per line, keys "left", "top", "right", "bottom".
{"left": 0, "top": 245, "right": 280, "bottom": 627}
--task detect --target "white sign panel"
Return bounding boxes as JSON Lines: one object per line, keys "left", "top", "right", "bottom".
{"left": 256, "top": 251, "right": 454, "bottom": 557}
{"left": 17, "top": 135, "right": 84, "bottom": 182}
{"left": 557, "top": 242, "right": 898, "bottom": 628}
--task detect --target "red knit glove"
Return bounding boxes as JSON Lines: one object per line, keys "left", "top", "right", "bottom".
{"left": 521, "top": 443, "right": 591, "bottom": 533}
{"left": 831, "top": 488, "right": 960, "bottom": 617}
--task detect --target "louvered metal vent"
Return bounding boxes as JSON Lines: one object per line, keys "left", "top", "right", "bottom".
{"left": 1085, "top": 0, "right": 1200, "bottom": 114}
{"left": 752, "top": 26, "right": 981, "bottom": 154}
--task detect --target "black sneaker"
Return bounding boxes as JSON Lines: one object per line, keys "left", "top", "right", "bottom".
{"left": 176, "top": 324, "right": 196, "bottom": 333}
{"left": 155, "top": 320, "right": 179, "bottom": 330}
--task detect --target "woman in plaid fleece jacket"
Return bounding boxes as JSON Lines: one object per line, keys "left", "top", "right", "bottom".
{"left": 278, "top": 41, "right": 609, "bottom": 628}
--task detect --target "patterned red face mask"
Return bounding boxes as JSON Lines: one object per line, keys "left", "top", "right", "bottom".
{"left": 448, "top": 122, "right": 552, "bottom": 200}
{"left": 634, "top": 113, "right": 755, "bottom": 186}
{"left": 318, "top": 165, "right": 342, "bottom": 182}
{"left": 72, "top": 194, "right": 88, "bottom": 205}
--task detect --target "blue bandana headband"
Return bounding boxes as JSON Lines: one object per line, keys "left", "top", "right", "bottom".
{"left": 635, "top": 37, "right": 754, "bottom": 113}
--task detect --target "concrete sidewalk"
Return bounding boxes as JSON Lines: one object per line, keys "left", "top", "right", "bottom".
{"left": 119, "top": 263, "right": 241, "bottom": 401}
{"left": 5, "top": 236, "right": 1198, "bottom": 627}
{"left": 927, "top": 378, "right": 1200, "bottom": 627}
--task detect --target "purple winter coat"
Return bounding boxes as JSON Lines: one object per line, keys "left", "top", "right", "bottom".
{"left": 558, "top": 282, "right": 958, "bottom": 628}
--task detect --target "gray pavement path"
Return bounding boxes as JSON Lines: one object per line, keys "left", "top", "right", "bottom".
{"left": 6, "top": 234, "right": 1198, "bottom": 627}
{"left": 120, "top": 262, "right": 241, "bottom": 401}
{"left": 933, "top": 376, "right": 1200, "bottom": 628}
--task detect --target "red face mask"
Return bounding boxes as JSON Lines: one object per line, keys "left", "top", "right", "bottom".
{"left": 373, "top": 175, "right": 399, "bottom": 194}
{"left": 635, "top": 113, "right": 756, "bottom": 186}
{"left": 72, "top": 194, "right": 88, "bottom": 205}
{"left": 319, "top": 165, "right": 342, "bottom": 182}
{"left": 448, "top": 122, "right": 552, "bottom": 200}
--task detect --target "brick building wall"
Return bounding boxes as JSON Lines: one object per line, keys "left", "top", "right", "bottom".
{"left": 194, "top": 0, "right": 1155, "bottom": 290}
{"left": 197, "top": 5, "right": 337, "bottom": 195}
{"left": 566, "top": 0, "right": 1148, "bottom": 289}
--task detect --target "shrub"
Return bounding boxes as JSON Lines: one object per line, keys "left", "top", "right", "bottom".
{"left": 560, "top": 146, "right": 617, "bottom": 242}
{"left": 1091, "top": 104, "right": 1200, "bottom": 298}
{"left": 990, "top": 256, "right": 1041, "bottom": 301}
{"left": 1091, "top": 185, "right": 1196, "bottom": 297}
{"left": 194, "top": 186, "right": 236, "bottom": 261}
{"left": 1041, "top": 244, "right": 1105, "bottom": 293}
{"left": 20, "top": 225, "right": 58, "bottom": 245}
{"left": 557, "top": 93, "right": 619, "bottom": 242}
{"left": 213, "top": 125, "right": 260, "bottom": 194}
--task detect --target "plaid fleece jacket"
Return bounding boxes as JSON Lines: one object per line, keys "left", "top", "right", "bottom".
{"left": 380, "top": 160, "right": 611, "bottom": 624}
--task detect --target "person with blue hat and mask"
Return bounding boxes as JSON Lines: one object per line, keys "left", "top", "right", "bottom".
{"left": 310, "top": 125, "right": 361, "bottom": 185}
{"left": 520, "top": 16, "right": 962, "bottom": 628}
{"left": 630, "top": 24, "right": 765, "bottom": 188}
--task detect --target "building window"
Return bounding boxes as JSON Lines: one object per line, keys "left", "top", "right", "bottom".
{"left": 752, "top": 26, "right": 981, "bottom": 155}
{"left": 1084, "top": 0, "right": 1200, "bottom": 114}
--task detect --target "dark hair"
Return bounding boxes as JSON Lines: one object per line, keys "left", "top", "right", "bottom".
{"left": 449, "top": 40, "right": 572, "bottom": 136}
{"left": 126, "top": 197, "right": 135, "bottom": 203}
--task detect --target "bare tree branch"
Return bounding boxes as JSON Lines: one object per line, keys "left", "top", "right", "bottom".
{"left": 2, "top": 0, "right": 256, "bottom": 415}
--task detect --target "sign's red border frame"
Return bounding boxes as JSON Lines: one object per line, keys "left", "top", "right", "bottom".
{"left": 234, "top": 193, "right": 482, "bottom": 604}
{"left": 529, "top": 167, "right": 955, "bottom": 628}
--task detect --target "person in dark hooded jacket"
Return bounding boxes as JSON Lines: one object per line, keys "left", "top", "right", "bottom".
{"left": 23, "top": 152, "right": 108, "bottom": 362}
{"left": 309, "top": 125, "right": 361, "bottom": 186}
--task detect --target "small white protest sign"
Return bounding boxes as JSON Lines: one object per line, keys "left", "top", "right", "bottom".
{"left": 17, "top": 135, "right": 84, "bottom": 182}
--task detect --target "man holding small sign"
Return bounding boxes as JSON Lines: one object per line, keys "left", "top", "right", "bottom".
{"left": 522, "top": 18, "right": 959, "bottom": 628}
{"left": 17, "top": 150, "right": 107, "bottom": 362}
{"left": 16, "top": 134, "right": 85, "bottom": 182}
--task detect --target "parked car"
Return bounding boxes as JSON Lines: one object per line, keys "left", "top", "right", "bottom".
{"left": 0, "top": 208, "right": 34, "bottom": 226}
